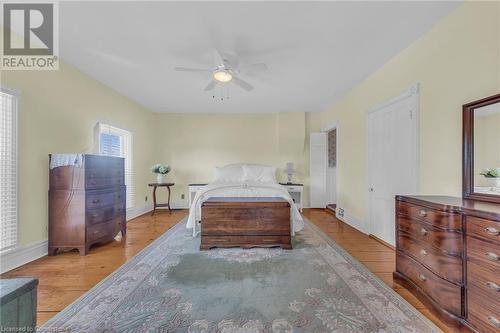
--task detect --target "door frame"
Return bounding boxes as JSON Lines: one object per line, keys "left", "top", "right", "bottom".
{"left": 366, "top": 83, "right": 420, "bottom": 238}
{"left": 321, "top": 122, "right": 340, "bottom": 214}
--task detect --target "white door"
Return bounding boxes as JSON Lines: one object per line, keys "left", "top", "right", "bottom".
{"left": 310, "top": 132, "right": 328, "bottom": 208}
{"left": 368, "top": 88, "right": 418, "bottom": 246}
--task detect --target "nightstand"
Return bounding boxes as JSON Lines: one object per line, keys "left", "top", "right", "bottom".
{"left": 188, "top": 183, "right": 208, "bottom": 206}
{"left": 279, "top": 183, "right": 304, "bottom": 212}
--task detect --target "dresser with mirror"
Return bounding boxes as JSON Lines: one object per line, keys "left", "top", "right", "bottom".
{"left": 395, "top": 93, "right": 500, "bottom": 333}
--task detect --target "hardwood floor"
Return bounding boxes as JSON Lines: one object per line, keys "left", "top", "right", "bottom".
{"left": 2, "top": 208, "right": 455, "bottom": 331}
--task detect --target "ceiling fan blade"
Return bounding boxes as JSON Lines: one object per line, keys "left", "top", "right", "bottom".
{"left": 204, "top": 80, "right": 218, "bottom": 91}
{"left": 232, "top": 76, "right": 254, "bottom": 91}
{"left": 212, "top": 48, "right": 225, "bottom": 66}
{"left": 174, "top": 67, "right": 211, "bottom": 72}
{"left": 239, "top": 63, "right": 268, "bottom": 72}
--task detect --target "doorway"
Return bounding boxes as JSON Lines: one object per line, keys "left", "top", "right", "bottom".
{"left": 367, "top": 85, "right": 419, "bottom": 246}
{"left": 326, "top": 128, "right": 337, "bottom": 213}
{"left": 309, "top": 125, "right": 338, "bottom": 211}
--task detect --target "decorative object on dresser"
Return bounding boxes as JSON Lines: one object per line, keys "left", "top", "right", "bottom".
{"left": 148, "top": 182, "right": 174, "bottom": 215}
{"left": 48, "top": 154, "right": 126, "bottom": 256}
{"left": 200, "top": 197, "right": 292, "bottom": 250}
{"left": 151, "top": 163, "right": 171, "bottom": 183}
{"left": 188, "top": 183, "right": 208, "bottom": 206}
{"left": 395, "top": 196, "right": 500, "bottom": 333}
{"left": 279, "top": 183, "right": 304, "bottom": 212}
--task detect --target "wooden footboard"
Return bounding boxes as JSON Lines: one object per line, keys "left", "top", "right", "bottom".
{"left": 200, "top": 197, "right": 292, "bottom": 250}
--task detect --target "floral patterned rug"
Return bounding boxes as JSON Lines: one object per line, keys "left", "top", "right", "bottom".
{"left": 40, "top": 218, "right": 440, "bottom": 333}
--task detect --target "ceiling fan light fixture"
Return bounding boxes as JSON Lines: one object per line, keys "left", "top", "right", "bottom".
{"left": 213, "top": 70, "right": 232, "bottom": 82}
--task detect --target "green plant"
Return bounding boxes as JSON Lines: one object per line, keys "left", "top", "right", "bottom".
{"left": 480, "top": 168, "right": 500, "bottom": 178}
{"left": 151, "top": 164, "right": 171, "bottom": 175}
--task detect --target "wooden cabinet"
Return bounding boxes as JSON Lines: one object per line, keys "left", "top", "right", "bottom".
{"left": 200, "top": 197, "right": 291, "bottom": 250}
{"left": 48, "top": 154, "right": 126, "bottom": 256}
{"left": 395, "top": 196, "right": 500, "bottom": 332}
{"left": 466, "top": 216, "right": 500, "bottom": 332}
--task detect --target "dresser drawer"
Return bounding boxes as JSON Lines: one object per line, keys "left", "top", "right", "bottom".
{"left": 87, "top": 203, "right": 125, "bottom": 225}
{"left": 396, "top": 252, "right": 462, "bottom": 316}
{"left": 87, "top": 222, "right": 114, "bottom": 242}
{"left": 86, "top": 190, "right": 125, "bottom": 210}
{"left": 86, "top": 176, "right": 124, "bottom": 190}
{"left": 467, "top": 261, "right": 500, "bottom": 299}
{"left": 85, "top": 155, "right": 124, "bottom": 171}
{"left": 398, "top": 217, "right": 462, "bottom": 255}
{"left": 398, "top": 232, "right": 462, "bottom": 284}
{"left": 397, "top": 201, "right": 461, "bottom": 230}
{"left": 467, "top": 216, "right": 500, "bottom": 243}
{"left": 468, "top": 285, "right": 500, "bottom": 333}
{"left": 467, "top": 236, "right": 500, "bottom": 267}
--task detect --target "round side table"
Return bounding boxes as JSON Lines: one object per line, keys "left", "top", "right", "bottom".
{"left": 148, "top": 182, "right": 175, "bottom": 215}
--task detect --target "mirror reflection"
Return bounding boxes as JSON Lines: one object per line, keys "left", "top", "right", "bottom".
{"left": 474, "top": 101, "right": 500, "bottom": 195}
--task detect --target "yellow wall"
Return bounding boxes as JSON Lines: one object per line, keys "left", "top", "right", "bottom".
{"left": 310, "top": 2, "right": 500, "bottom": 225}
{"left": 1, "top": 62, "right": 158, "bottom": 246}
{"left": 153, "top": 112, "right": 309, "bottom": 207}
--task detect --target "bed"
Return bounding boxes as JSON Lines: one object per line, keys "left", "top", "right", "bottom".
{"left": 186, "top": 164, "right": 304, "bottom": 238}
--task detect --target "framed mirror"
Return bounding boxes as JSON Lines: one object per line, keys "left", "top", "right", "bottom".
{"left": 463, "top": 93, "right": 500, "bottom": 203}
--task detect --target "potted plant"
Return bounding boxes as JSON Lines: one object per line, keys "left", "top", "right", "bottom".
{"left": 480, "top": 168, "right": 500, "bottom": 188}
{"left": 152, "top": 164, "right": 171, "bottom": 183}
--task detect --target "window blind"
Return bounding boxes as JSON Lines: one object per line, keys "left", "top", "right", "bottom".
{"left": 0, "top": 90, "right": 18, "bottom": 252}
{"left": 98, "top": 123, "right": 134, "bottom": 209}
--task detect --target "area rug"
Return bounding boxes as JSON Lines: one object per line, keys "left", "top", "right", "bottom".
{"left": 39, "top": 218, "right": 440, "bottom": 333}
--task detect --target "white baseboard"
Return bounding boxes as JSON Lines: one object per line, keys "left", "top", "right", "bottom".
{"left": 0, "top": 240, "right": 48, "bottom": 274}
{"left": 336, "top": 209, "right": 369, "bottom": 235}
{"left": 126, "top": 203, "right": 153, "bottom": 221}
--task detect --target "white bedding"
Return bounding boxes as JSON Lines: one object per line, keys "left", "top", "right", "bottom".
{"left": 187, "top": 181, "right": 304, "bottom": 237}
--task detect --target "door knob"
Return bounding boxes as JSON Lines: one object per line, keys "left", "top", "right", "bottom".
{"left": 369, "top": 188, "right": 374, "bottom": 192}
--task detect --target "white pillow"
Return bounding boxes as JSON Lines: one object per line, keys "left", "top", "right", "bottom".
{"left": 243, "top": 165, "right": 277, "bottom": 183}
{"left": 214, "top": 166, "right": 244, "bottom": 182}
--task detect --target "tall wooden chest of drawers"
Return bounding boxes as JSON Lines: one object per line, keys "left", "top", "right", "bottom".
{"left": 395, "top": 196, "right": 500, "bottom": 332}
{"left": 48, "top": 154, "right": 126, "bottom": 256}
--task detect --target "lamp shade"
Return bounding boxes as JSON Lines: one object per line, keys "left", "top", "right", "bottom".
{"left": 285, "top": 162, "right": 295, "bottom": 183}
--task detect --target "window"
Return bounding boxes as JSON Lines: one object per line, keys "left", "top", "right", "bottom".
{"left": 96, "top": 123, "right": 134, "bottom": 209}
{"left": 0, "top": 89, "right": 18, "bottom": 252}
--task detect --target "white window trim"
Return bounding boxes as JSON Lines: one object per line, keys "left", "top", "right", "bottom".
{"left": 94, "top": 122, "right": 135, "bottom": 209}
{"left": 0, "top": 86, "right": 20, "bottom": 254}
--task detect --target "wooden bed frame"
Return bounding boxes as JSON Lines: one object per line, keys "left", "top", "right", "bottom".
{"left": 200, "top": 197, "right": 292, "bottom": 250}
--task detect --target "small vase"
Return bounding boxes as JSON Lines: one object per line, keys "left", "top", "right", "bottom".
{"left": 156, "top": 174, "right": 165, "bottom": 183}
{"left": 488, "top": 177, "right": 500, "bottom": 188}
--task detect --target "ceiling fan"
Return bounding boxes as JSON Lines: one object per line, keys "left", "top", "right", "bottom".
{"left": 174, "top": 49, "right": 267, "bottom": 92}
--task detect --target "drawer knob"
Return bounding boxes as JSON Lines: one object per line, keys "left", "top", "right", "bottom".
{"left": 485, "top": 252, "right": 499, "bottom": 261}
{"left": 486, "top": 281, "right": 500, "bottom": 292}
{"left": 420, "top": 249, "right": 428, "bottom": 256}
{"left": 420, "top": 228, "right": 428, "bottom": 236}
{"left": 93, "top": 214, "right": 99, "bottom": 218}
{"left": 418, "top": 209, "right": 427, "bottom": 217}
{"left": 485, "top": 227, "right": 499, "bottom": 236}
{"left": 92, "top": 199, "right": 100, "bottom": 204}
{"left": 487, "top": 316, "right": 500, "bottom": 328}
{"left": 93, "top": 230, "right": 99, "bottom": 234}
{"left": 417, "top": 273, "right": 427, "bottom": 282}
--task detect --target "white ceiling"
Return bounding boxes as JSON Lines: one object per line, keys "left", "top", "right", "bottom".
{"left": 60, "top": 1, "right": 460, "bottom": 113}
